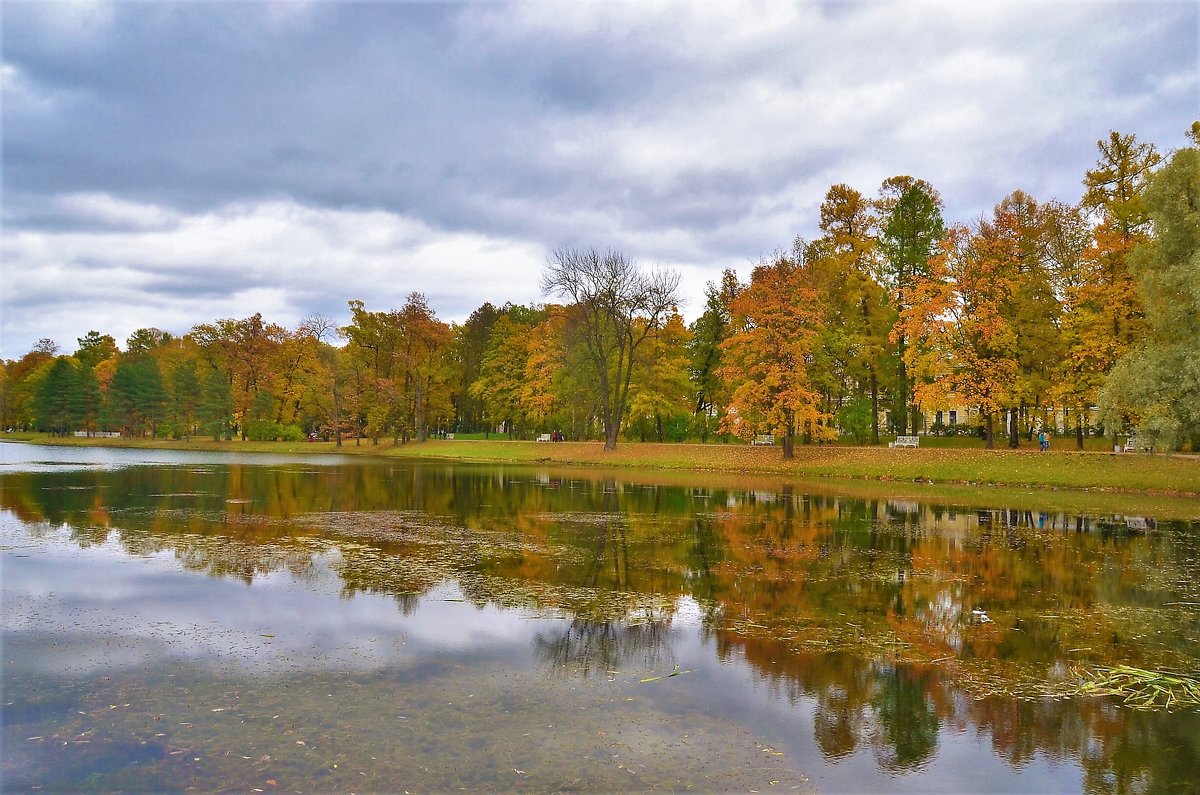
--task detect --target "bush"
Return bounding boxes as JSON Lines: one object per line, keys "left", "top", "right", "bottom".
{"left": 246, "top": 420, "right": 305, "bottom": 442}
{"left": 836, "top": 396, "right": 872, "bottom": 445}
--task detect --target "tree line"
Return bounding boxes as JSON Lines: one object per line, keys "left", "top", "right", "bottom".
{"left": 2, "top": 125, "right": 1196, "bottom": 453}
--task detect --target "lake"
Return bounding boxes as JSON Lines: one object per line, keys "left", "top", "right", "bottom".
{"left": 2, "top": 442, "right": 1198, "bottom": 792}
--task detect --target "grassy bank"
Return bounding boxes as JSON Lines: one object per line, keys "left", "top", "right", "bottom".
{"left": 8, "top": 432, "right": 1197, "bottom": 498}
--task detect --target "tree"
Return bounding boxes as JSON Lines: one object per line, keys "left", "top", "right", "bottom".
{"left": 877, "top": 177, "right": 945, "bottom": 434}
{"left": 470, "top": 306, "right": 546, "bottom": 437}
{"left": 190, "top": 313, "right": 284, "bottom": 439}
{"left": 1082, "top": 131, "right": 1162, "bottom": 240}
{"left": 541, "top": 248, "right": 681, "bottom": 450}
{"left": 813, "top": 184, "right": 892, "bottom": 444}
{"left": 627, "top": 310, "right": 692, "bottom": 442}
{"left": 69, "top": 363, "right": 102, "bottom": 434}
{"left": 171, "top": 361, "right": 202, "bottom": 439}
{"left": 451, "top": 302, "right": 502, "bottom": 433}
{"left": 989, "top": 190, "right": 1063, "bottom": 448}
{"left": 898, "top": 225, "right": 1020, "bottom": 448}
{"left": 108, "top": 357, "right": 168, "bottom": 437}
{"left": 1100, "top": 140, "right": 1200, "bottom": 450}
{"left": 199, "top": 367, "right": 234, "bottom": 440}
{"left": 687, "top": 271, "right": 738, "bottom": 442}
{"left": 1042, "top": 200, "right": 1098, "bottom": 448}
{"left": 719, "top": 253, "right": 829, "bottom": 458}
{"left": 35, "top": 357, "right": 77, "bottom": 435}
{"left": 125, "top": 327, "right": 173, "bottom": 356}
{"left": 74, "top": 331, "right": 118, "bottom": 371}
{"left": 397, "top": 293, "right": 454, "bottom": 442}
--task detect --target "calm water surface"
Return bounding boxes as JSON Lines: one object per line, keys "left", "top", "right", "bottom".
{"left": 2, "top": 442, "right": 1198, "bottom": 792}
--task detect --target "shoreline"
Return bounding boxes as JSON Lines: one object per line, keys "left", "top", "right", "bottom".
{"left": 5, "top": 433, "right": 1198, "bottom": 501}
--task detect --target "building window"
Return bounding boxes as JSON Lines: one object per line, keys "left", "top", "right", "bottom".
{"left": 949, "top": 410, "right": 957, "bottom": 426}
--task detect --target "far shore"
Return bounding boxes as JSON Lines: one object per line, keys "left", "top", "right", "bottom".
{"left": 5, "top": 432, "right": 1197, "bottom": 501}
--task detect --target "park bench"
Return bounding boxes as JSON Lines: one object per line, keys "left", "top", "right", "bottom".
{"left": 536, "top": 433, "right": 552, "bottom": 442}
{"left": 1123, "top": 436, "right": 1151, "bottom": 453}
{"left": 889, "top": 435, "right": 919, "bottom": 448}
{"left": 750, "top": 434, "right": 775, "bottom": 446}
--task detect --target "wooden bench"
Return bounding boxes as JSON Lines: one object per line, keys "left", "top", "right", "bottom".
{"left": 536, "top": 433, "right": 552, "bottom": 442}
{"left": 890, "top": 435, "right": 919, "bottom": 448}
{"left": 1123, "top": 437, "right": 1151, "bottom": 453}
{"left": 750, "top": 434, "right": 775, "bottom": 446}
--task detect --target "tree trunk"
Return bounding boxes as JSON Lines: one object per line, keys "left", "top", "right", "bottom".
{"left": 1008, "top": 407, "right": 1019, "bottom": 448}
{"left": 782, "top": 431, "right": 795, "bottom": 460}
{"left": 1076, "top": 412, "right": 1084, "bottom": 450}
{"left": 897, "top": 337, "right": 909, "bottom": 435}
{"left": 870, "top": 372, "right": 880, "bottom": 445}
{"left": 415, "top": 380, "right": 427, "bottom": 442}
{"left": 985, "top": 411, "right": 995, "bottom": 449}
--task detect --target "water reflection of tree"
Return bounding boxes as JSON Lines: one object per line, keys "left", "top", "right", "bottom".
{"left": 870, "top": 665, "right": 939, "bottom": 771}
{"left": 533, "top": 618, "right": 674, "bottom": 679}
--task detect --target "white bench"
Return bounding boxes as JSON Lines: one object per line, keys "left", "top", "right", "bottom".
{"left": 890, "top": 435, "right": 919, "bottom": 448}
{"left": 536, "top": 433, "right": 552, "bottom": 442}
{"left": 750, "top": 434, "right": 775, "bottom": 446}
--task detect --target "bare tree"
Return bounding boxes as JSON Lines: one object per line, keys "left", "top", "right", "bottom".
{"left": 541, "top": 248, "right": 681, "bottom": 450}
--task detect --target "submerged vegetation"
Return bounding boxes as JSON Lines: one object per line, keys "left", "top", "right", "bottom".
{"left": 1075, "top": 667, "right": 1200, "bottom": 710}
{"left": 1073, "top": 666, "right": 1200, "bottom": 711}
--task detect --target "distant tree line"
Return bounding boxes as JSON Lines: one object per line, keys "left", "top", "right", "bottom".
{"left": 2, "top": 125, "right": 1197, "bottom": 452}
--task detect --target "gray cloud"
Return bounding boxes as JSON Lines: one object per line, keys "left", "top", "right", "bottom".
{"left": 2, "top": 0, "right": 1196, "bottom": 357}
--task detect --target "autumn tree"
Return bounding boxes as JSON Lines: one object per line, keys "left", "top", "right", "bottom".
{"left": 3, "top": 340, "right": 59, "bottom": 430}
{"left": 470, "top": 305, "right": 547, "bottom": 438}
{"left": 541, "top": 248, "right": 681, "bottom": 450}
{"left": 898, "top": 225, "right": 1019, "bottom": 448}
{"left": 627, "top": 310, "right": 692, "bottom": 442}
{"left": 988, "top": 191, "right": 1063, "bottom": 447}
{"left": 812, "top": 184, "right": 892, "bottom": 444}
{"left": 876, "top": 176, "right": 945, "bottom": 434}
{"left": 1041, "top": 200, "right": 1097, "bottom": 447}
{"left": 396, "top": 293, "right": 454, "bottom": 442}
{"left": 1082, "top": 131, "right": 1162, "bottom": 241}
{"left": 343, "top": 295, "right": 452, "bottom": 443}
{"left": 1100, "top": 139, "right": 1200, "bottom": 450}
{"left": 190, "top": 313, "right": 285, "bottom": 439}
{"left": 719, "top": 253, "right": 829, "bottom": 458}
{"left": 452, "top": 302, "right": 502, "bottom": 433}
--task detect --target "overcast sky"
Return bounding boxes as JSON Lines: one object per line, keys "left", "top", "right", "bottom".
{"left": 2, "top": 0, "right": 1196, "bottom": 359}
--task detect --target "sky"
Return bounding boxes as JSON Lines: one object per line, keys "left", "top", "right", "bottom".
{"left": 2, "top": 0, "right": 1197, "bottom": 359}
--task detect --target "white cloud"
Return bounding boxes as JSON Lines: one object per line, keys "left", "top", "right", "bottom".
{"left": 57, "top": 192, "right": 181, "bottom": 231}
{"left": 1, "top": 198, "right": 548, "bottom": 357}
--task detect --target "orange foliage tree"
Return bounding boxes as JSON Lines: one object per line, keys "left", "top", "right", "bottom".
{"left": 718, "top": 254, "right": 830, "bottom": 458}
{"left": 897, "top": 225, "right": 1019, "bottom": 447}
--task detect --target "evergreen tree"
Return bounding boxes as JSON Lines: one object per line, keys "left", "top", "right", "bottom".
{"left": 35, "top": 358, "right": 77, "bottom": 435}
{"left": 171, "top": 361, "right": 202, "bottom": 439}
{"left": 200, "top": 368, "right": 234, "bottom": 440}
